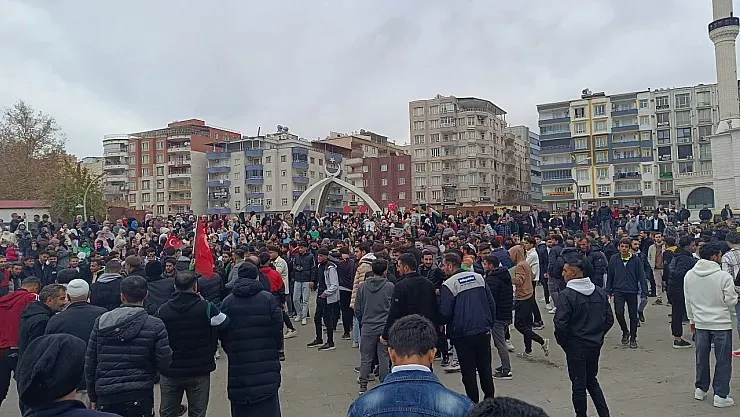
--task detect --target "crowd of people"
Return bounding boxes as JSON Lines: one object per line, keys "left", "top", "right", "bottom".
{"left": 0, "top": 202, "right": 738, "bottom": 417}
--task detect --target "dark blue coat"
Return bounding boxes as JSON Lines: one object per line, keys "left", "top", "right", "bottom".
{"left": 606, "top": 254, "right": 648, "bottom": 295}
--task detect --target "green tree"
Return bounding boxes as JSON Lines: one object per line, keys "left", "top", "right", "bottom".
{"left": 45, "top": 161, "right": 105, "bottom": 222}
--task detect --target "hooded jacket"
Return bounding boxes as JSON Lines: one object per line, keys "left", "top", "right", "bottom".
{"left": 382, "top": 272, "right": 439, "bottom": 341}
{"left": 316, "top": 261, "right": 340, "bottom": 304}
{"left": 89, "top": 273, "right": 123, "bottom": 311}
{"left": 219, "top": 277, "right": 282, "bottom": 404}
{"left": 684, "top": 259, "right": 738, "bottom": 331}
{"left": 350, "top": 253, "right": 375, "bottom": 309}
{"left": 335, "top": 257, "right": 355, "bottom": 291}
{"left": 23, "top": 400, "right": 119, "bottom": 417}
{"left": 509, "top": 246, "right": 534, "bottom": 301}
{"left": 85, "top": 306, "right": 172, "bottom": 404}
{"left": 0, "top": 289, "right": 37, "bottom": 349}
{"left": 484, "top": 266, "right": 514, "bottom": 322}
{"left": 18, "top": 301, "right": 56, "bottom": 365}
{"left": 354, "top": 275, "right": 394, "bottom": 335}
{"left": 492, "top": 247, "right": 514, "bottom": 269}
{"left": 554, "top": 278, "right": 614, "bottom": 349}
{"left": 143, "top": 274, "right": 176, "bottom": 316}
{"left": 667, "top": 248, "right": 698, "bottom": 291}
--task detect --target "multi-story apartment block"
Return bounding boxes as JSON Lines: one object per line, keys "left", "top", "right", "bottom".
{"left": 505, "top": 126, "right": 537, "bottom": 205}
{"left": 102, "top": 119, "right": 241, "bottom": 215}
{"left": 538, "top": 85, "right": 726, "bottom": 211}
{"left": 409, "top": 95, "right": 527, "bottom": 208}
{"left": 529, "top": 131, "right": 543, "bottom": 204}
{"left": 316, "top": 130, "right": 411, "bottom": 211}
{"left": 80, "top": 156, "right": 104, "bottom": 178}
{"left": 206, "top": 128, "right": 350, "bottom": 216}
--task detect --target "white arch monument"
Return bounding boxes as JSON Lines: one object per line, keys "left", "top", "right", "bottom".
{"left": 290, "top": 162, "right": 382, "bottom": 216}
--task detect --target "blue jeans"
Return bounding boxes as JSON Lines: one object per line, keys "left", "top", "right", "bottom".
{"left": 292, "top": 282, "right": 310, "bottom": 319}
{"left": 695, "top": 329, "right": 733, "bottom": 398}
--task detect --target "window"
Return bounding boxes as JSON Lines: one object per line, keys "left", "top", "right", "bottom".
{"left": 381, "top": 193, "right": 387, "bottom": 201}
{"left": 142, "top": 155, "right": 149, "bottom": 164}
{"left": 643, "top": 182, "right": 652, "bottom": 191}
{"left": 598, "top": 184, "right": 611, "bottom": 193}
{"left": 281, "top": 184, "right": 288, "bottom": 191}
{"left": 676, "top": 111, "right": 691, "bottom": 126}
{"left": 573, "top": 107, "right": 585, "bottom": 118}
{"left": 687, "top": 187, "right": 714, "bottom": 209}
{"left": 280, "top": 155, "right": 286, "bottom": 163}
{"left": 698, "top": 125, "right": 713, "bottom": 139}
{"left": 429, "top": 120, "right": 439, "bottom": 129}
{"left": 699, "top": 143, "right": 711, "bottom": 159}
{"left": 141, "top": 180, "right": 150, "bottom": 190}
{"left": 698, "top": 108, "right": 711, "bottom": 123}
{"left": 156, "top": 192, "right": 164, "bottom": 202}
{"left": 642, "top": 165, "right": 652, "bottom": 173}
{"left": 156, "top": 166, "right": 164, "bottom": 176}
{"left": 413, "top": 121, "right": 424, "bottom": 130}
{"left": 578, "top": 186, "right": 591, "bottom": 194}
{"left": 639, "top": 116, "right": 650, "bottom": 126}
{"left": 398, "top": 177, "right": 406, "bottom": 185}
{"left": 678, "top": 144, "right": 693, "bottom": 159}
{"left": 655, "top": 96, "right": 669, "bottom": 109}
{"left": 575, "top": 153, "right": 589, "bottom": 164}
{"left": 378, "top": 164, "right": 387, "bottom": 172}
{"left": 657, "top": 130, "right": 671, "bottom": 144}
{"left": 595, "top": 151, "right": 608, "bottom": 163}
{"left": 142, "top": 193, "right": 150, "bottom": 203}
{"left": 639, "top": 99, "right": 649, "bottom": 109}
{"left": 413, "top": 135, "right": 425, "bottom": 145}
{"left": 128, "top": 194, "right": 136, "bottom": 203}
{"left": 415, "top": 177, "right": 426, "bottom": 187}
{"left": 309, "top": 157, "right": 315, "bottom": 164}
{"left": 414, "top": 149, "right": 426, "bottom": 158}
{"left": 593, "top": 121, "right": 606, "bottom": 132}
{"left": 678, "top": 161, "right": 694, "bottom": 173}
{"left": 675, "top": 93, "right": 690, "bottom": 109}
{"left": 594, "top": 135, "right": 607, "bottom": 148}
{"left": 361, "top": 165, "right": 369, "bottom": 173}
{"left": 593, "top": 104, "right": 605, "bottom": 116}
{"left": 234, "top": 172, "right": 240, "bottom": 180}
{"left": 574, "top": 122, "right": 586, "bottom": 134}
{"left": 381, "top": 178, "right": 388, "bottom": 186}
{"left": 128, "top": 181, "right": 137, "bottom": 191}
{"left": 676, "top": 128, "right": 692, "bottom": 143}
{"left": 415, "top": 163, "right": 426, "bottom": 173}
{"left": 141, "top": 168, "right": 150, "bottom": 176}
{"left": 415, "top": 191, "right": 426, "bottom": 201}
{"left": 318, "top": 159, "right": 323, "bottom": 166}
{"left": 413, "top": 106, "right": 424, "bottom": 116}
{"left": 640, "top": 131, "right": 651, "bottom": 142}
{"left": 310, "top": 170, "right": 315, "bottom": 178}
{"left": 280, "top": 170, "right": 286, "bottom": 177}
{"left": 141, "top": 141, "right": 149, "bottom": 151}
{"left": 362, "top": 180, "right": 368, "bottom": 187}
{"left": 398, "top": 163, "right": 405, "bottom": 171}
{"left": 430, "top": 148, "right": 441, "bottom": 158}
{"left": 265, "top": 170, "right": 272, "bottom": 177}
{"left": 281, "top": 198, "right": 288, "bottom": 206}
{"left": 398, "top": 192, "right": 406, "bottom": 200}
{"left": 156, "top": 140, "right": 164, "bottom": 150}
{"left": 576, "top": 169, "right": 590, "bottom": 181}
{"left": 265, "top": 185, "right": 272, "bottom": 192}
{"left": 597, "top": 168, "right": 608, "bottom": 179}
{"left": 574, "top": 138, "right": 587, "bottom": 150}
{"left": 697, "top": 91, "right": 711, "bottom": 106}
{"left": 657, "top": 112, "right": 670, "bottom": 126}
{"left": 156, "top": 179, "right": 164, "bottom": 189}
{"left": 234, "top": 186, "right": 240, "bottom": 194}
{"left": 543, "top": 169, "right": 572, "bottom": 180}
{"left": 265, "top": 199, "right": 272, "bottom": 207}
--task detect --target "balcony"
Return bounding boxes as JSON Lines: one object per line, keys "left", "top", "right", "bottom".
{"left": 542, "top": 178, "right": 575, "bottom": 185}
{"left": 169, "top": 184, "right": 190, "bottom": 191}
{"left": 207, "top": 166, "right": 231, "bottom": 174}
{"left": 292, "top": 161, "right": 309, "bottom": 170}
{"left": 246, "top": 192, "right": 264, "bottom": 199}
{"left": 208, "top": 192, "right": 229, "bottom": 200}
{"left": 659, "top": 172, "right": 673, "bottom": 180}
{"left": 246, "top": 177, "right": 264, "bottom": 185}
{"left": 540, "top": 144, "right": 573, "bottom": 154}
{"left": 291, "top": 146, "right": 309, "bottom": 155}
{"left": 168, "top": 159, "right": 191, "bottom": 167}
{"left": 540, "top": 131, "right": 571, "bottom": 140}
{"left": 167, "top": 172, "right": 191, "bottom": 179}
{"left": 345, "top": 158, "right": 363, "bottom": 166}
{"left": 538, "top": 116, "right": 571, "bottom": 126}
{"left": 207, "top": 207, "right": 230, "bottom": 215}
{"left": 346, "top": 172, "right": 363, "bottom": 179}
{"left": 611, "top": 108, "right": 638, "bottom": 117}
{"left": 541, "top": 162, "right": 574, "bottom": 170}
{"left": 103, "top": 164, "right": 127, "bottom": 171}
{"left": 245, "top": 164, "right": 264, "bottom": 171}
{"left": 104, "top": 175, "right": 128, "bottom": 183}
{"left": 658, "top": 154, "right": 673, "bottom": 162}
{"left": 611, "top": 124, "right": 639, "bottom": 133}
{"left": 543, "top": 192, "right": 575, "bottom": 201}
{"left": 612, "top": 156, "right": 652, "bottom": 164}
{"left": 167, "top": 145, "right": 191, "bottom": 153}
{"left": 246, "top": 205, "right": 265, "bottom": 212}
{"left": 676, "top": 170, "right": 712, "bottom": 179}
{"left": 328, "top": 193, "right": 343, "bottom": 201}
{"left": 104, "top": 149, "right": 128, "bottom": 158}
{"left": 292, "top": 176, "right": 310, "bottom": 184}
{"left": 660, "top": 189, "right": 675, "bottom": 196}
{"left": 103, "top": 185, "right": 127, "bottom": 194}
{"left": 244, "top": 149, "right": 263, "bottom": 157}
{"left": 207, "top": 179, "right": 231, "bottom": 188}
{"left": 292, "top": 190, "right": 305, "bottom": 198}
{"left": 169, "top": 199, "right": 192, "bottom": 206}
{"left": 206, "top": 151, "right": 230, "bottom": 159}
{"left": 613, "top": 172, "right": 642, "bottom": 181}
{"left": 614, "top": 190, "right": 642, "bottom": 197}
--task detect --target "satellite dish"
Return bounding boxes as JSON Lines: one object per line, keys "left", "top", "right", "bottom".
{"left": 283, "top": 126, "right": 289, "bottom": 132}
{"left": 277, "top": 125, "right": 283, "bottom": 132}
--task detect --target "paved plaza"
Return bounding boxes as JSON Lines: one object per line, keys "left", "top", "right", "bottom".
{"left": 1, "top": 298, "right": 738, "bottom": 417}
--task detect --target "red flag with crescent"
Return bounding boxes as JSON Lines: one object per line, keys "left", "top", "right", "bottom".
{"left": 164, "top": 234, "right": 183, "bottom": 250}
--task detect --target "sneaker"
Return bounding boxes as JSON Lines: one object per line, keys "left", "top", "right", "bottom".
{"left": 545, "top": 303, "right": 552, "bottom": 310}
{"left": 354, "top": 366, "right": 361, "bottom": 373}
{"left": 301, "top": 318, "right": 307, "bottom": 326}
{"left": 733, "top": 349, "right": 740, "bottom": 358}
{"left": 713, "top": 395, "right": 735, "bottom": 408}
{"left": 493, "top": 370, "right": 513, "bottom": 380}
{"left": 318, "top": 342, "right": 336, "bottom": 351}
{"left": 666, "top": 302, "right": 672, "bottom": 307}
{"left": 673, "top": 339, "right": 692, "bottom": 349}
{"left": 356, "top": 374, "right": 375, "bottom": 383}
{"left": 293, "top": 316, "right": 302, "bottom": 322}
{"left": 284, "top": 329, "right": 298, "bottom": 339}
{"left": 517, "top": 352, "right": 533, "bottom": 359}
{"left": 547, "top": 307, "right": 557, "bottom": 314}
{"left": 341, "top": 333, "right": 352, "bottom": 340}
{"left": 307, "top": 339, "right": 323, "bottom": 348}
{"left": 358, "top": 386, "right": 367, "bottom": 395}
{"left": 639, "top": 312, "right": 645, "bottom": 323}
{"left": 352, "top": 341, "right": 359, "bottom": 348}
{"left": 533, "top": 322, "right": 545, "bottom": 331}
{"left": 621, "top": 333, "right": 629, "bottom": 346}
{"left": 542, "top": 338, "right": 550, "bottom": 357}
{"left": 695, "top": 388, "right": 707, "bottom": 401}
{"left": 440, "top": 358, "right": 450, "bottom": 367}
{"left": 214, "top": 349, "right": 221, "bottom": 360}
{"left": 278, "top": 351, "right": 286, "bottom": 361}
{"left": 444, "top": 362, "right": 461, "bottom": 373}
{"left": 653, "top": 299, "right": 663, "bottom": 305}
{"left": 373, "top": 365, "right": 379, "bottom": 377}
{"left": 629, "top": 339, "right": 638, "bottom": 349}
{"left": 506, "top": 340, "right": 515, "bottom": 352}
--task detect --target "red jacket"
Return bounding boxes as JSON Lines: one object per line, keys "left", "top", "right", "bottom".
{"left": 0, "top": 270, "right": 9, "bottom": 290}
{"left": 260, "top": 266, "right": 284, "bottom": 293}
{"left": 4, "top": 247, "right": 19, "bottom": 262}
{"left": 0, "top": 289, "right": 38, "bottom": 349}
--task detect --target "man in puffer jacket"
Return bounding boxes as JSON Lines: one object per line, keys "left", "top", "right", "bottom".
{"left": 85, "top": 275, "right": 172, "bottom": 415}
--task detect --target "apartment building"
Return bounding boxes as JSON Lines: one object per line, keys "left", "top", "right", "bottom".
{"left": 79, "top": 156, "right": 104, "bottom": 178}
{"left": 206, "top": 128, "right": 350, "bottom": 216}
{"left": 408, "top": 95, "right": 525, "bottom": 208}
{"left": 316, "top": 130, "right": 411, "bottom": 211}
{"left": 505, "top": 126, "right": 539, "bottom": 205}
{"left": 102, "top": 119, "right": 241, "bottom": 215}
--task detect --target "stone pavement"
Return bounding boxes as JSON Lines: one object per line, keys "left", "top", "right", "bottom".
{"left": 1, "top": 298, "right": 738, "bottom": 417}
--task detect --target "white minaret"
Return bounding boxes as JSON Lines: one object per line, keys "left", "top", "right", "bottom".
{"left": 709, "top": 0, "right": 740, "bottom": 208}
{"left": 710, "top": 0, "right": 740, "bottom": 133}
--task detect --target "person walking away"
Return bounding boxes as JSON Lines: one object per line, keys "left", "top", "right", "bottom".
{"left": 307, "top": 248, "right": 340, "bottom": 351}
{"left": 439, "top": 252, "right": 497, "bottom": 403}
{"left": 482, "top": 255, "right": 514, "bottom": 380}
{"left": 720, "top": 231, "right": 740, "bottom": 357}
{"left": 144, "top": 259, "right": 177, "bottom": 315}
{"left": 16, "top": 334, "right": 119, "bottom": 417}
{"left": 291, "top": 242, "right": 315, "bottom": 325}
{"left": 606, "top": 238, "right": 647, "bottom": 348}
{"left": 667, "top": 235, "right": 698, "bottom": 349}
{"left": 648, "top": 233, "right": 666, "bottom": 305}
{"left": 534, "top": 236, "right": 551, "bottom": 310}
{"left": 509, "top": 245, "right": 549, "bottom": 359}
{"left": 334, "top": 247, "right": 355, "bottom": 340}
{"left": 347, "top": 314, "right": 473, "bottom": 417}
{"left": 554, "top": 251, "right": 614, "bottom": 417}
{"left": 85, "top": 275, "right": 173, "bottom": 416}
{"left": 90, "top": 260, "right": 124, "bottom": 311}
{"left": 684, "top": 242, "right": 738, "bottom": 408}
{"left": 354, "top": 258, "right": 394, "bottom": 394}
{"left": 0, "top": 277, "right": 39, "bottom": 408}
{"left": 156, "top": 272, "right": 229, "bottom": 417}
{"left": 218, "top": 262, "right": 283, "bottom": 417}
{"left": 546, "top": 235, "right": 565, "bottom": 313}
{"left": 45, "top": 279, "right": 107, "bottom": 407}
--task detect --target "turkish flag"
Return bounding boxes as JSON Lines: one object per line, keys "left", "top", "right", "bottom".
{"left": 164, "top": 234, "right": 183, "bottom": 250}
{"left": 194, "top": 218, "right": 215, "bottom": 276}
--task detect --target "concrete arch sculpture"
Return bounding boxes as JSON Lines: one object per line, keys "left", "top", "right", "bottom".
{"left": 290, "top": 165, "right": 382, "bottom": 216}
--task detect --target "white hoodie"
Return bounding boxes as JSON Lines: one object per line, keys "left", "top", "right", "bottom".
{"left": 526, "top": 248, "right": 540, "bottom": 282}
{"left": 683, "top": 259, "right": 738, "bottom": 331}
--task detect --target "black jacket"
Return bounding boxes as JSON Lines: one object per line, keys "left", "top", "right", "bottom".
{"left": 335, "top": 258, "right": 355, "bottom": 290}
{"left": 699, "top": 208, "right": 712, "bottom": 222}
{"left": 156, "top": 291, "right": 227, "bottom": 378}
{"left": 678, "top": 208, "right": 691, "bottom": 222}
{"left": 484, "top": 267, "right": 514, "bottom": 322}
{"left": 602, "top": 241, "right": 618, "bottom": 262}
{"left": 23, "top": 400, "right": 119, "bottom": 417}
{"left": 584, "top": 247, "right": 608, "bottom": 288}
{"left": 144, "top": 275, "right": 176, "bottom": 315}
{"left": 42, "top": 265, "right": 59, "bottom": 287}
{"left": 291, "top": 252, "right": 315, "bottom": 283}
{"left": 382, "top": 272, "right": 439, "bottom": 341}
{"left": 18, "top": 301, "right": 55, "bottom": 364}
{"left": 197, "top": 273, "right": 224, "bottom": 306}
{"left": 554, "top": 279, "right": 614, "bottom": 350}
{"left": 606, "top": 254, "right": 647, "bottom": 295}
{"left": 219, "top": 277, "right": 282, "bottom": 405}
{"left": 85, "top": 305, "right": 172, "bottom": 404}
{"left": 45, "top": 302, "right": 107, "bottom": 390}
{"left": 535, "top": 243, "right": 549, "bottom": 280}
{"left": 89, "top": 273, "right": 123, "bottom": 312}
{"left": 418, "top": 264, "right": 445, "bottom": 289}
{"left": 127, "top": 266, "right": 146, "bottom": 279}
{"left": 667, "top": 249, "right": 698, "bottom": 291}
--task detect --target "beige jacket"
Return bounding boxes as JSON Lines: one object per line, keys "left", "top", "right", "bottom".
{"left": 350, "top": 253, "right": 375, "bottom": 309}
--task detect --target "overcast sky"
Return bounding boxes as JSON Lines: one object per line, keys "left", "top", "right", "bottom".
{"left": 0, "top": 0, "right": 725, "bottom": 157}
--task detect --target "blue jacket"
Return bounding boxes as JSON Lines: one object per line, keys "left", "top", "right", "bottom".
{"left": 606, "top": 253, "right": 647, "bottom": 295}
{"left": 439, "top": 269, "right": 496, "bottom": 339}
{"left": 347, "top": 369, "right": 473, "bottom": 417}
{"left": 492, "top": 248, "right": 514, "bottom": 269}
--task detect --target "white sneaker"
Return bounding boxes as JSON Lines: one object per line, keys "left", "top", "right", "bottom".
{"left": 548, "top": 307, "right": 557, "bottom": 314}
{"left": 352, "top": 341, "right": 359, "bottom": 348}
{"left": 542, "top": 338, "right": 550, "bottom": 357}
{"left": 713, "top": 395, "right": 735, "bottom": 408}
{"left": 694, "top": 388, "right": 707, "bottom": 401}
{"left": 301, "top": 318, "right": 307, "bottom": 326}
{"left": 294, "top": 316, "right": 302, "bottom": 322}
{"left": 215, "top": 350, "right": 221, "bottom": 360}
{"left": 545, "top": 303, "right": 552, "bottom": 310}
{"left": 443, "top": 362, "right": 461, "bottom": 373}
{"left": 506, "top": 340, "right": 515, "bottom": 352}
{"left": 284, "top": 329, "right": 298, "bottom": 339}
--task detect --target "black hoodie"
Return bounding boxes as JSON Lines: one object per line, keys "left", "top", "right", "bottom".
{"left": 18, "top": 301, "right": 55, "bottom": 363}
{"left": 484, "top": 267, "right": 514, "bottom": 322}
{"left": 382, "top": 272, "right": 439, "bottom": 341}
